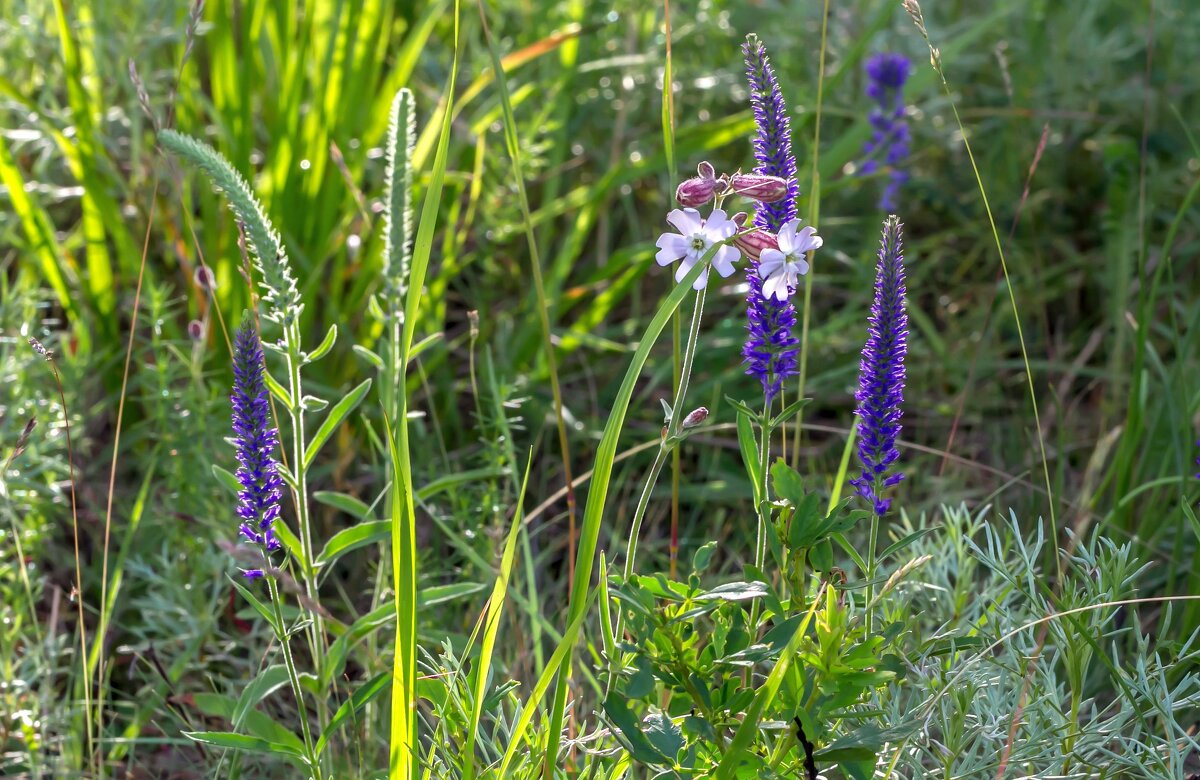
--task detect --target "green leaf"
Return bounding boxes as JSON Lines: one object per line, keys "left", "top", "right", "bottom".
{"left": 212, "top": 465, "right": 241, "bottom": 497}
{"left": 643, "top": 711, "right": 684, "bottom": 761}
{"left": 306, "top": 323, "right": 338, "bottom": 363}
{"left": 229, "top": 576, "right": 279, "bottom": 633}
{"left": 421, "top": 581, "right": 486, "bottom": 606}
{"left": 232, "top": 665, "right": 293, "bottom": 731}
{"left": 771, "top": 459, "right": 806, "bottom": 505}
{"left": 352, "top": 344, "right": 385, "bottom": 370}
{"left": 695, "top": 581, "right": 767, "bottom": 603}
{"left": 691, "top": 541, "right": 717, "bottom": 573}
{"left": 810, "top": 539, "right": 834, "bottom": 572}
{"left": 736, "top": 411, "right": 762, "bottom": 506}
{"left": 603, "top": 694, "right": 664, "bottom": 763}
{"left": 303, "top": 378, "right": 371, "bottom": 468}
{"left": 878, "top": 527, "right": 940, "bottom": 560}
{"left": 315, "top": 673, "right": 390, "bottom": 756}
{"left": 314, "top": 520, "right": 389, "bottom": 569}
{"left": 313, "top": 490, "right": 376, "bottom": 521}
{"left": 769, "top": 397, "right": 812, "bottom": 427}
{"left": 190, "top": 693, "right": 305, "bottom": 756}
{"left": 183, "top": 730, "right": 305, "bottom": 760}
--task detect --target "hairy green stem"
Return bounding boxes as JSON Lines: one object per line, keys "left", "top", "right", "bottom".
{"left": 282, "top": 323, "right": 327, "bottom": 729}
{"left": 266, "top": 575, "right": 320, "bottom": 779}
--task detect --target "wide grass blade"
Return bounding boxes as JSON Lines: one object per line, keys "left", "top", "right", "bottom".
{"left": 544, "top": 256, "right": 710, "bottom": 774}
{"left": 388, "top": 3, "right": 461, "bottom": 777}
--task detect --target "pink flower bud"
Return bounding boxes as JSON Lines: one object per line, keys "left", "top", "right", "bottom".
{"left": 681, "top": 407, "right": 709, "bottom": 429}
{"left": 676, "top": 161, "right": 727, "bottom": 207}
{"left": 732, "top": 227, "right": 779, "bottom": 261}
{"left": 675, "top": 177, "right": 717, "bottom": 208}
{"left": 729, "top": 173, "right": 789, "bottom": 203}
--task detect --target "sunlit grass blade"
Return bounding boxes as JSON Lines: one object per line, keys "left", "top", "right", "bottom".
{"left": 463, "top": 455, "right": 533, "bottom": 778}
{"left": 389, "top": 3, "right": 460, "bottom": 777}
{"left": 544, "top": 256, "right": 709, "bottom": 775}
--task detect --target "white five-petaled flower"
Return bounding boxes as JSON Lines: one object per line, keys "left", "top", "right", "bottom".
{"left": 757, "top": 219, "right": 821, "bottom": 301}
{"left": 655, "top": 208, "right": 741, "bottom": 290}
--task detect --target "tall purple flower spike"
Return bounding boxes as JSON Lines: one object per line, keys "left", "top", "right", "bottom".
{"left": 861, "top": 53, "right": 912, "bottom": 211}
{"left": 742, "top": 34, "right": 801, "bottom": 404}
{"left": 232, "top": 318, "right": 283, "bottom": 577}
{"left": 850, "top": 216, "right": 908, "bottom": 516}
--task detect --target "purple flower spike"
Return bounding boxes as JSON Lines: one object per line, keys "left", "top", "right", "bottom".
{"left": 742, "top": 34, "right": 801, "bottom": 404}
{"left": 861, "top": 53, "right": 912, "bottom": 211}
{"left": 232, "top": 318, "right": 283, "bottom": 572}
{"left": 850, "top": 216, "right": 908, "bottom": 516}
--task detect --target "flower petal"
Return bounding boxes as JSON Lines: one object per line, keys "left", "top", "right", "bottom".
{"left": 691, "top": 265, "right": 710, "bottom": 290}
{"left": 777, "top": 219, "right": 799, "bottom": 251}
{"left": 794, "top": 226, "right": 823, "bottom": 253}
{"left": 674, "top": 257, "right": 697, "bottom": 284}
{"left": 712, "top": 245, "right": 740, "bottom": 277}
{"left": 794, "top": 257, "right": 811, "bottom": 276}
{"left": 762, "top": 272, "right": 789, "bottom": 301}
{"left": 655, "top": 233, "right": 687, "bottom": 266}
{"left": 666, "top": 207, "right": 703, "bottom": 236}
{"left": 758, "top": 248, "right": 785, "bottom": 277}
{"left": 703, "top": 208, "right": 737, "bottom": 240}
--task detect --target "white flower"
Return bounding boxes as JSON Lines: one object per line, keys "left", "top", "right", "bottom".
{"left": 757, "top": 219, "right": 821, "bottom": 301}
{"left": 655, "top": 208, "right": 741, "bottom": 290}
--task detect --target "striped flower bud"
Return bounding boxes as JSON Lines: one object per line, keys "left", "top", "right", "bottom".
{"left": 729, "top": 172, "right": 789, "bottom": 203}
{"left": 680, "top": 407, "right": 709, "bottom": 429}
{"left": 732, "top": 224, "right": 780, "bottom": 261}
{"left": 675, "top": 161, "right": 722, "bottom": 208}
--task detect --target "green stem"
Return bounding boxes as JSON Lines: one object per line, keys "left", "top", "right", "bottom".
{"left": 282, "top": 323, "right": 327, "bottom": 728}
{"left": 865, "top": 509, "right": 880, "bottom": 635}
{"left": 754, "top": 401, "right": 772, "bottom": 573}
{"left": 746, "top": 401, "right": 774, "bottom": 685}
{"left": 621, "top": 445, "right": 672, "bottom": 583}
{"left": 610, "top": 286, "right": 705, "bottom": 650}
{"left": 266, "top": 575, "right": 320, "bottom": 779}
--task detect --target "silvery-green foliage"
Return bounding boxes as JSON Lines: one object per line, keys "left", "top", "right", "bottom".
{"left": 382, "top": 87, "right": 415, "bottom": 322}
{"left": 158, "top": 129, "right": 303, "bottom": 326}
{"left": 877, "top": 505, "right": 1200, "bottom": 778}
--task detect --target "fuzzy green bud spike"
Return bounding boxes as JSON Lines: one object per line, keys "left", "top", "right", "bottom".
{"left": 159, "top": 129, "right": 302, "bottom": 326}
{"left": 382, "top": 88, "right": 416, "bottom": 322}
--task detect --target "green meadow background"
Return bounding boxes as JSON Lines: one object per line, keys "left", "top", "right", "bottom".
{"left": 1, "top": 0, "right": 1198, "bottom": 775}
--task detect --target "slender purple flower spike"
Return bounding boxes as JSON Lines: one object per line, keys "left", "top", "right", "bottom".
{"left": 850, "top": 216, "right": 908, "bottom": 516}
{"left": 232, "top": 318, "right": 283, "bottom": 577}
{"left": 742, "top": 33, "right": 802, "bottom": 404}
{"left": 860, "top": 53, "right": 912, "bottom": 211}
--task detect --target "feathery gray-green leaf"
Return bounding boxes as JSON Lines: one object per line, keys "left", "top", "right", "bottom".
{"left": 158, "top": 129, "right": 302, "bottom": 325}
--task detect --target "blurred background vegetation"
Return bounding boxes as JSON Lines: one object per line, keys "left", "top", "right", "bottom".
{"left": 1, "top": 0, "right": 1198, "bottom": 775}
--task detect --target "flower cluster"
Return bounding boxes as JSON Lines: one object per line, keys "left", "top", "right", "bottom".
{"left": 232, "top": 318, "right": 283, "bottom": 577}
{"left": 849, "top": 216, "right": 908, "bottom": 516}
{"left": 860, "top": 53, "right": 912, "bottom": 211}
{"left": 742, "top": 34, "right": 806, "bottom": 404}
{"left": 653, "top": 36, "right": 825, "bottom": 406}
